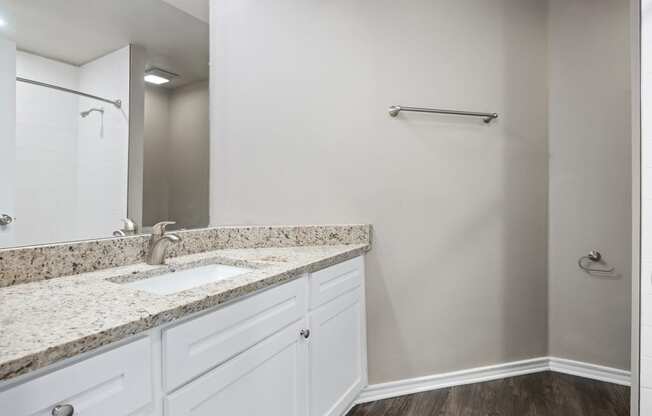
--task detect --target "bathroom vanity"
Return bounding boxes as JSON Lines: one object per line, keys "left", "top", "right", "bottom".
{"left": 0, "top": 3, "right": 372, "bottom": 414}
{"left": 0, "top": 226, "right": 371, "bottom": 416}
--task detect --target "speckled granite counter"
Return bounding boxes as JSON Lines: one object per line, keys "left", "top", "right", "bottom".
{"left": 0, "top": 224, "right": 371, "bottom": 287}
{"left": 0, "top": 243, "right": 369, "bottom": 382}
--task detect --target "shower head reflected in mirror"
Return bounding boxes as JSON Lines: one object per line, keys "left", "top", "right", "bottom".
{"left": 80, "top": 107, "right": 104, "bottom": 118}
{"left": 80, "top": 107, "right": 105, "bottom": 138}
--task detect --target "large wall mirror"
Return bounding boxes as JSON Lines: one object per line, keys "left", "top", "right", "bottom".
{"left": 0, "top": 0, "right": 210, "bottom": 248}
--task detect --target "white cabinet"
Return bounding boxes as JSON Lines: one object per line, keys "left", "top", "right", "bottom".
{"left": 309, "top": 258, "right": 366, "bottom": 416}
{"left": 0, "top": 337, "right": 152, "bottom": 416}
{"left": 166, "top": 319, "right": 308, "bottom": 416}
{"left": 164, "top": 254, "right": 367, "bottom": 416}
{"left": 310, "top": 256, "right": 364, "bottom": 309}
{"left": 163, "top": 278, "right": 307, "bottom": 392}
{"left": 0, "top": 256, "right": 367, "bottom": 416}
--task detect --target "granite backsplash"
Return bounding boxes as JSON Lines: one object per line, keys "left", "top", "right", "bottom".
{"left": 0, "top": 224, "right": 372, "bottom": 287}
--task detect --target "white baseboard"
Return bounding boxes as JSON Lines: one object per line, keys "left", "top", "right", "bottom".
{"left": 548, "top": 357, "right": 631, "bottom": 386}
{"left": 357, "top": 357, "right": 549, "bottom": 403}
{"left": 356, "top": 357, "right": 631, "bottom": 405}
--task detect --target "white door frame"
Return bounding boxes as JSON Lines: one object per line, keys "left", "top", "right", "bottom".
{"left": 0, "top": 37, "right": 16, "bottom": 247}
{"left": 633, "top": 0, "right": 642, "bottom": 415}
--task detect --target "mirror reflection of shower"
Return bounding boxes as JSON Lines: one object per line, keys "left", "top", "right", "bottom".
{"left": 80, "top": 107, "right": 104, "bottom": 138}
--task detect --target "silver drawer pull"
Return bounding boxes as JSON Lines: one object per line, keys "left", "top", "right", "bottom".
{"left": 52, "top": 404, "right": 74, "bottom": 416}
{"left": 300, "top": 329, "right": 311, "bottom": 339}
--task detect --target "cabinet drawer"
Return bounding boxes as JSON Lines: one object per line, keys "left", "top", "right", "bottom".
{"left": 163, "top": 277, "right": 307, "bottom": 392}
{"left": 310, "top": 256, "right": 363, "bottom": 309}
{"left": 0, "top": 337, "right": 152, "bottom": 416}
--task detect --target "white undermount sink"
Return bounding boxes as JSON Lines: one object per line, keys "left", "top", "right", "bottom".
{"left": 125, "top": 264, "right": 251, "bottom": 295}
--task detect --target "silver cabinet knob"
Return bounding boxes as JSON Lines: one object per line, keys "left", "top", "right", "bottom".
{"left": 52, "top": 404, "right": 74, "bottom": 416}
{"left": 300, "top": 329, "right": 311, "bottom": 339}
{"left": 0, "top": 214, "right": 13, "bottom": 226}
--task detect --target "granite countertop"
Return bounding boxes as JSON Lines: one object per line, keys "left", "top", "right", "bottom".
{"left": 0, "top": 243, "right": 369, "bottom": 382}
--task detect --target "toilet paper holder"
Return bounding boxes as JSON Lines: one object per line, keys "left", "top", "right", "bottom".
{"left": 577, "top": 250, "right": 615, "bottom": 274}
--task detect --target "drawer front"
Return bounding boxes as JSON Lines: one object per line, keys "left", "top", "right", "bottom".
{"left": 163, "top": 277, "right": 307, "bottom": 392}
{"left": 310, "top": 256, "right": 363, "bottom": 309}
{"left": 0, "top": 337, "right": 152, "bottom": 416}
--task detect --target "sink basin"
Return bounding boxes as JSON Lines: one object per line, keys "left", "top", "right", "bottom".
{"left": 125, "top": 264, "right": 251, "bottom": 295}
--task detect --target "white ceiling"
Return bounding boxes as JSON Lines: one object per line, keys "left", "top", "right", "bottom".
{"left": 0, "top": 0, "right": 209, "bottom": 88}
{"left": 162, "top": 0, "right": 209, "bottom": 23}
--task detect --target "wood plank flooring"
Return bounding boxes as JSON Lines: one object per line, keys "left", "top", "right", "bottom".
{"left": 347, "top": 372, "right": 629, "bottom": 416}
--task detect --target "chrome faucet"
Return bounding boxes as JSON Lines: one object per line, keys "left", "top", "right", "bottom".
{"left": 146, "top": 221, "right": 182, "bottom": 265}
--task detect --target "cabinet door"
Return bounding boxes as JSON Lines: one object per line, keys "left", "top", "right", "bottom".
{"left": 165, "top": 319, "right": 308, "bottom": 416}
{"left": 309, "top": 287, "right": 365, "bottom": 416}
{"left": 163, "top": 277, "right": 307, "bottom": 392}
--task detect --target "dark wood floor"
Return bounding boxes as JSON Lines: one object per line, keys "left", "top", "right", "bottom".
{"left": 347, "top": 372, "right": 629, "bottom": 416}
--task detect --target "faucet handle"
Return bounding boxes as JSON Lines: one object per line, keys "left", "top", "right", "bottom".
{"left": 152, "top": 221, "right": 176, "bottom": 236}
{"left": 122, "top": 218, "right": 137, "bottom": 232}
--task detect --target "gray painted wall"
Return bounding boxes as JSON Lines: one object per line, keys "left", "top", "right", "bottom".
{"left": 210, "top": 0, "right": 550, "bottom": 383}
{"left": 143, "top": 85, "right": 171, "bottom": 226}
{"left": 209, "top": 0, "right": 632, "bottom": 383}
{"left": 168, "top": 81, "right": 210, "bottom": 229}
{"left": 548, "top": 0, "right": 632, "bottom": 370}
{"left": 143, "top": 81, "right": 209, "bottom": 229}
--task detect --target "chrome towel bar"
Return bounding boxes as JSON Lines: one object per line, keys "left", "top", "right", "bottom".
{"left": 388, "top": 105, "right": 498, "bottom": 123}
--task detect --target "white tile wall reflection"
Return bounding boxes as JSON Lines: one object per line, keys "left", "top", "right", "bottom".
{"left": 10, "top": 46, "right": 130, "bottom": 247}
